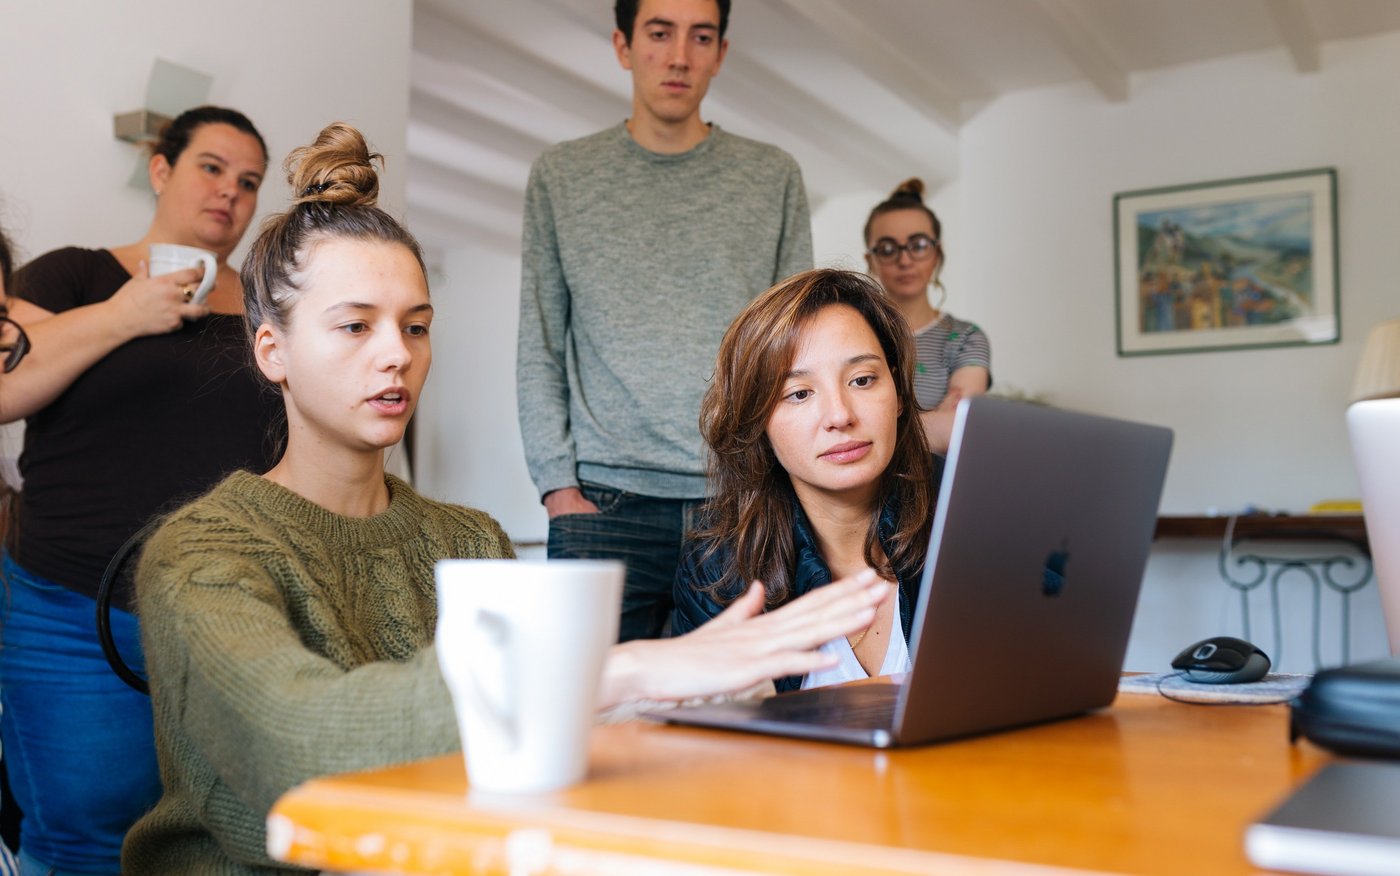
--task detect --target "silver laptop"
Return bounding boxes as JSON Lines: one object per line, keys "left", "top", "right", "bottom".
{"left": 651, "top": 396, "right": 1173, "bottom": 748}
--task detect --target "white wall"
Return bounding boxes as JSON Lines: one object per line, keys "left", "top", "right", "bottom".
{"left": 0, "top": 0, "right": 413, "bottom": 267}
{"left": 954, "top": 33, "right": 1400, "bottom": 672}
{"left": 952, "top": 33, "right": 1400, "bottom": 516}
{"left": 415, "top": 247, "right": 548, "bottom": 543}
{"left": 817, "top": 36, "right": 1400, "bottom": 515}
{"left": 806, "top": 33, "right": 1400, "bottom": 673}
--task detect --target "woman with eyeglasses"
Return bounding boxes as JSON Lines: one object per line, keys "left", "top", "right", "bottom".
{"left": 864, "top": 178, "right": 990, "bottom": 453}
{"left": 0, "top": 107, "right": 282, "bottom": 876}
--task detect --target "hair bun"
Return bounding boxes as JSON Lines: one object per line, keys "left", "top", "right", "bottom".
{"left": 890, "top": 177, "right": 925, "bottom": 202}
{"left": 286, "top": 122, "right": 381, "bottom": 209}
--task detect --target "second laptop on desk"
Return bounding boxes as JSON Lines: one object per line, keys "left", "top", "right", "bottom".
{"left": 651, "top": 396, "right": 1174, "bottom": 748}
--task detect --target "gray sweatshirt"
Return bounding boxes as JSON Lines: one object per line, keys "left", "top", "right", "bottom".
{"left": 516, "top": 123, "right": 812, "bottom": 500}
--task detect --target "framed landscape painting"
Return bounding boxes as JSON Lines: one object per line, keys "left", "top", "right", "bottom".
{"left": 1114, "top": 168, "right": 1338, "bottom": 356}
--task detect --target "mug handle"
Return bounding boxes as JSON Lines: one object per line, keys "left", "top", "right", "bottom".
{"left": 190, "top": 251, "right": 218, "bottom": 304}
{"left": 466, "top": 608, "right": 519, "bottom": 753}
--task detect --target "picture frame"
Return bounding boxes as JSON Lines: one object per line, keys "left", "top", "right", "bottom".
{"left": 1113, "top": 168, "right": 1338, "bottom": 357}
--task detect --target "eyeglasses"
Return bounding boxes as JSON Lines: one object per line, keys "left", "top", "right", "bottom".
{"left": 867, "top": 234, "right": 939, "bottom": 265}
{"left": 0, "top": 304, "right": 31, "bottom": 373}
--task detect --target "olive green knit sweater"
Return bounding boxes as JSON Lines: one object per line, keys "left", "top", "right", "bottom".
{"left": 122, "top": 471, "right": 514, "bottom": 874}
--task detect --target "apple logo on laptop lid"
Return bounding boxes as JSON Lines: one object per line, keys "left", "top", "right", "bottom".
{"left": 1042, "top": 540, "right": 1070, "bottom": 597}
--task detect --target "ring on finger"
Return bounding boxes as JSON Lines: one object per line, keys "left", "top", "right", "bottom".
{"left": 181, "top": 283, "right": 196, "bottom": 303}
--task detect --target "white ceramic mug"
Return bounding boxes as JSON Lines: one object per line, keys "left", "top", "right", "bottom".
{"left": 149, "top": 243, "right": 218, "bottom": 305}
{"left": 435, "top": 559, "right": 622, "bottom": 794}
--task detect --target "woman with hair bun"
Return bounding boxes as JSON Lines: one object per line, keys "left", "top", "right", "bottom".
{"left": 123, "top": 123, "right": 888, "bottom": 873}
{"left": 864, "top": 178, "right": 990, "bottom": 452}
{"left": 1, "top": 106, "right": 280, "bottom": 874}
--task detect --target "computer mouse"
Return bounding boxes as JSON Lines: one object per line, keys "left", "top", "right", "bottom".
{"left": 1170, "top": 636, "right": 1271, "bottom": 684}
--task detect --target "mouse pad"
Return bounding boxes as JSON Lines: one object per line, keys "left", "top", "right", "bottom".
{"left": 1118, "top": 672, "right": 1312, "bottom": 704}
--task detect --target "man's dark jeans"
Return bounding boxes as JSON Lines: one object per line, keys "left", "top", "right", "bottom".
{"left": 546, "top": 482, "right": 701, "bottom": 642}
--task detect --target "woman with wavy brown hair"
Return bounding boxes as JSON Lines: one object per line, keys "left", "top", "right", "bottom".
{"left": 673, "top": 268, "right": 938, "bottom": 692}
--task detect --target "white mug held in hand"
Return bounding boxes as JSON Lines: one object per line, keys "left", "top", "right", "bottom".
{"left": 149, "top": 243, "right": 218, "bottom": 305}
{"left": 435, "top": 559, "right": 622, "bottom": 794}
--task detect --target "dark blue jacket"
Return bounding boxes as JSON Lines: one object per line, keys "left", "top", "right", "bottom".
{"left": 672, "top": 493, "right": 929, "bottom": 693}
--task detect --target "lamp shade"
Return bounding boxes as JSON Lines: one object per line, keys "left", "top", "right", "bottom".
{"left": 1349, "top": 317, "right": 1400, "bottom": 653}
{"left": 1351, "top": 318, "right": 1400, "bottom": 402}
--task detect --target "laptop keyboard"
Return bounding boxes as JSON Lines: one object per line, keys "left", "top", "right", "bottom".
{"left": 756, "top": 683, "right": 900, "bottom": 730}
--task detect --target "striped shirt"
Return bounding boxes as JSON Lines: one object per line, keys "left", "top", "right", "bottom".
{"left": 911, "top": 312, "right": 991, "bottom": 410}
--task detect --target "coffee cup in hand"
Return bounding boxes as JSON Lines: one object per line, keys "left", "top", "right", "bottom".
{"left": 149, "top": 243, "right": 218, "bottom": 305}
{"left": 435, "top": 559, "right": 622, "bottom": 794}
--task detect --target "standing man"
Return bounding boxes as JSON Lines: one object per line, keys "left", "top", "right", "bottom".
{"left": 517, "top": 0, "right": 813, "bottom": 641}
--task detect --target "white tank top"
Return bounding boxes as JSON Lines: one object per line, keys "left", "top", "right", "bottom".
{"left": 800, "top": 590, "right": 910, "bottom": 689}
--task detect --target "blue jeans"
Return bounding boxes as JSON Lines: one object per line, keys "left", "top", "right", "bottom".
{"left": 547, "top": 483, "right": 700, "bottom": 642}
{"left": 0, "top": 554, "right": 160, "bottom": 875}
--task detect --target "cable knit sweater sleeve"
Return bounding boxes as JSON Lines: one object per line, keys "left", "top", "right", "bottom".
{"left": 124, "top": 472, "right": 516, "bottom": 875}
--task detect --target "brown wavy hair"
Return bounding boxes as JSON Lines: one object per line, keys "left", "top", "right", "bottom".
{"left": 694, "top": 269, "right": 934, "bottom": 607}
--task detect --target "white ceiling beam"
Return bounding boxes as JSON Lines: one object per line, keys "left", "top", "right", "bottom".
{"left": 1022, "top": 0, "right": 1129, "bottom": 102}
{"left": 768, "top": 0, "right": 964, "bottom": 132}
{"left": 414, "top": 7, "right": 623, "bottom": 131}
{"left": 407, "top": 119, "right": 534, "bottom": 192}
{"left": 407, "top": 201, "right": 520, "bottom": 258}
{"left": 410, "top": 89, "right": 551, "bottom": 168}
{"left": 408, "top": 152, "right": 529, "bottom": 216}
{"left": 1263, "top": 0, "right": 1320, "bottom": 73}
{"left": 713, "top": 52, "right": 931, "bottom": 192}
{"left": 412, "top": 51, "right": 602, "bottom": 148}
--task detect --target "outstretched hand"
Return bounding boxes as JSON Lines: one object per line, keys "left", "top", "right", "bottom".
{"left": 598, "top": 569, "right": 892, "bottom": 709}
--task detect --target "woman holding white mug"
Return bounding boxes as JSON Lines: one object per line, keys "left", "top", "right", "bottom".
{"left": 1, "top": 106, "right": 282, "bottom": 875}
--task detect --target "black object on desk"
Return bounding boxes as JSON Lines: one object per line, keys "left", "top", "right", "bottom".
{"left": 1290, "top": 657, "right": 1400, "bottom": 759}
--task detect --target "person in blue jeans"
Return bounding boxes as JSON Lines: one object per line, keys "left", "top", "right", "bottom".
{"left": 516, "top": 0, "right": 812, "bottom": 641}
{"left": 0, "top": 106, "right": 282, "bottom": 875}
{"left": 0, "top": 222, "right": 27, "bottom": 876}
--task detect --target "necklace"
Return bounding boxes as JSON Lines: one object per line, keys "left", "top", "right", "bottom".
{"left": 848, "top": 618, "right": 878, "bottom": 650}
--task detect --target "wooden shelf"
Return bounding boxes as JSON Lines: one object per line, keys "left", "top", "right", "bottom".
{"left": 1155, "top": 514, "right": 1368, "bottom": 546}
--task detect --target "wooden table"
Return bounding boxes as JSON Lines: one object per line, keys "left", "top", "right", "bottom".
{"left": 268, "top": 693, "right": 1329, "bottom": 875}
